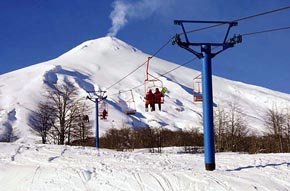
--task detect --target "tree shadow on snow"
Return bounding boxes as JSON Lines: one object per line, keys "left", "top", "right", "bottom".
{"left": 0, "top": 109, "right": 18, "bottom": 142}
{"left": 128, "top": 114, "right": 148, "bottom": 128}
{"left": 226, "top": 162, "right": 290, "bottom": 171}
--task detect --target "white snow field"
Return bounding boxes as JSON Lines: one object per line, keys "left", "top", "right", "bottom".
{"left": 0, "top": 143, "right": 289, "bottom": 191}
{"left": 0, "top": 36, "right": 290, "bottom": 142}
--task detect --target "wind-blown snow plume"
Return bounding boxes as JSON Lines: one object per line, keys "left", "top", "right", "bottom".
{"left": 107, "top": 0, "right": 163, "bottom": 37}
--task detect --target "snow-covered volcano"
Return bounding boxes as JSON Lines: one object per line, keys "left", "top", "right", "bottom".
{"left": 0, "top": 36, "right": 290, "bottom": 143}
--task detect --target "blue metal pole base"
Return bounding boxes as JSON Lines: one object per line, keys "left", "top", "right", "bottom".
{"left": 96, "top": 98, "right": 99, "bottom": 149}
{"left": 205, "top": 163, "right": 216, "bottom": 171}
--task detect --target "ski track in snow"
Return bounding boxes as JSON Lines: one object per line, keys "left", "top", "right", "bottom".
{"left": 0, "top": 143, "right": 290, "bottom": 191}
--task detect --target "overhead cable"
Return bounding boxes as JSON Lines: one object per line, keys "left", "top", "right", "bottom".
{"left": 242, "top": 26, "right": 290, "bottom": 36}
{"left": 108, "top": 57, "right": 197, "bottom": 96}
{"left": 106, "top": 37, "right": 174, "bottom": 90}
{"left": 106, "top": 5, "right": 290, "bottom": 94}
{"left": 184, "top": 5, "right": 290, "bottom": 35}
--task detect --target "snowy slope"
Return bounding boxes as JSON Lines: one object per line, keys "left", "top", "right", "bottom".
{"left": 0, "top": 36, "right": 290, "bottom": 142}
{"left": 0, "top": 143, "right": 289, "bottom": 191}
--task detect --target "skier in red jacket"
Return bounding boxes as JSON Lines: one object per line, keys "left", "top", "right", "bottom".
{"left": 145, "top": 89, "right": 155, "bottom": 111}
{"left": 154, "top": 88, "right": 164, "bottom": 111}
{"left": 102, "top": 109, "right": 108, "bottom": 119}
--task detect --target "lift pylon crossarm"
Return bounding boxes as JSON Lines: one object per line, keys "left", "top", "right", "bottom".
{"left": 86, "top": 90, "right": 107, "bottom": 102}
{"left": 174, "top": 20, "right": 237, "bottom": 25}
{"left": 173, "top": 34, "right": 203, "bottom": 59}
{"left": 173, "top": 20, "right": 242, "bottom": 59}
{"left": 174, "top": 20, "right": 238, "bottom": 47}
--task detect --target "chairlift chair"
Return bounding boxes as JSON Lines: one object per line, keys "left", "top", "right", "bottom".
{"left": 99, "top": 100, "right": 108, "bottom": 119}
{"left": 144, "top": 57, "right": 165, "bottom": 104}
{"left": 193, "top": 74, "right": 203, "bottom": 103}
{"left": 125, "top": 90, "right": 137, "bottom": 115}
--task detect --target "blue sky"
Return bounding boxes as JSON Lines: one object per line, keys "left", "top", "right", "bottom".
{"left": 0, "top": 0, "right": 289, "bottom": 94}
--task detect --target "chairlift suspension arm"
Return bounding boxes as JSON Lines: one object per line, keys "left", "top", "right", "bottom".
{"left": 145, "top": 57, "right": 152, "bottom": 81}
{"left": 145, "top": 57, "right": 163, "bottom": 86}
{"left": 130, "top": 90, "right": 135, "bottom": 103}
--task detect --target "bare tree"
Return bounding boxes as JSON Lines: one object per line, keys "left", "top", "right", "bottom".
{"left": 284, "top": 108, "right": 290, "bottom": 152}
{"left": 30, "top": 82, "right": 91, "bottom": 145}
{"left": 226, "top": 102, "right": 248, "bottom": 151}
{"left": 73, "top": 114, "right": 92, "bottom": 146}
{"left": 214, "top": 108, "right": 228, "bottom": 152}
{"left": 76, "top": 103, "right": 92, "bottom": 144}
{"left": 49, "top": 82, "right": 92, "bottom": 145}
{"left": 46, "top": 83, "right": 78, "bottom": 144}
{"left": 29, "top": 102, "right": 56, "bottom": 144}
{"left": 214, "top": 103, "right": 248, "bottom": 152}
{"left": 151, "top": 127, "right": 163, "bottom": 153}
{"left": 264, "top": 106, "right": 285, "bottom": 152}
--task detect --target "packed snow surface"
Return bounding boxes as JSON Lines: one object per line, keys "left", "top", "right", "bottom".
{"left": 0, "top": 143, "right": 289, "bottom": 191}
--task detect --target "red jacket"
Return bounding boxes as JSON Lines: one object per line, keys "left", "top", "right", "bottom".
{"left": 154, "top": 89, "right": 163, "bottom": 103}
{"left": 145, "top": 91, "right": 154, "bottom": 104}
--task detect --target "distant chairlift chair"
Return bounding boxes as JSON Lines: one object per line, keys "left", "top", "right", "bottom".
{"left": 99, "top": 100, "right": 108, "bottom": 120}
{"left": 193, "top": 74, "right": 203, "bottom": 103}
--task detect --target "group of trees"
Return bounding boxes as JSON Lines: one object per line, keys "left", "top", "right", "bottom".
{"left": 214, "top": 103, "right": 249, "bottom": 152}
{"left": 29, "top": 83, "right": 290, "bottom": 154}
{"left": 99, "top": 110, "right": 290, "bottom": 154}
{"left": 100, "top": 127, "right": 203, "bottom": 152}
{"left": 213, "top": 103, "right": 290, "bottom": 153}
{"left": 263, "top": 106, "right": 290, "bottom": 152}
{"left": 29, "top": 82, "right": 92, "bottom": 145}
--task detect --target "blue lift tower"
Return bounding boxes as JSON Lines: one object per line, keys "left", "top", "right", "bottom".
{"left": 173, "top": 20, "right": 242, "bottom": 171}
{"left": 87, "top": 90, "right": 107, "bottom": 149}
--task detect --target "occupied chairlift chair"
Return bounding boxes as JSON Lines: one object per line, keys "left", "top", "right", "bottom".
{"left": 99, "top": 100, "right": 108, "bottom": 120}
{"left": 193, "top": 74, "right": 203, "bottom": 103}
{"left": 144, "top": 57, "right": 165, "bottom": 104}
{"left": 125, "top": 90, "right": 137, "bottom": 115}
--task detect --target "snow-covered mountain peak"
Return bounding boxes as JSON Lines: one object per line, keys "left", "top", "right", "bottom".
{"left": 61, "top": 36, "right": 140, "bottom": 58}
